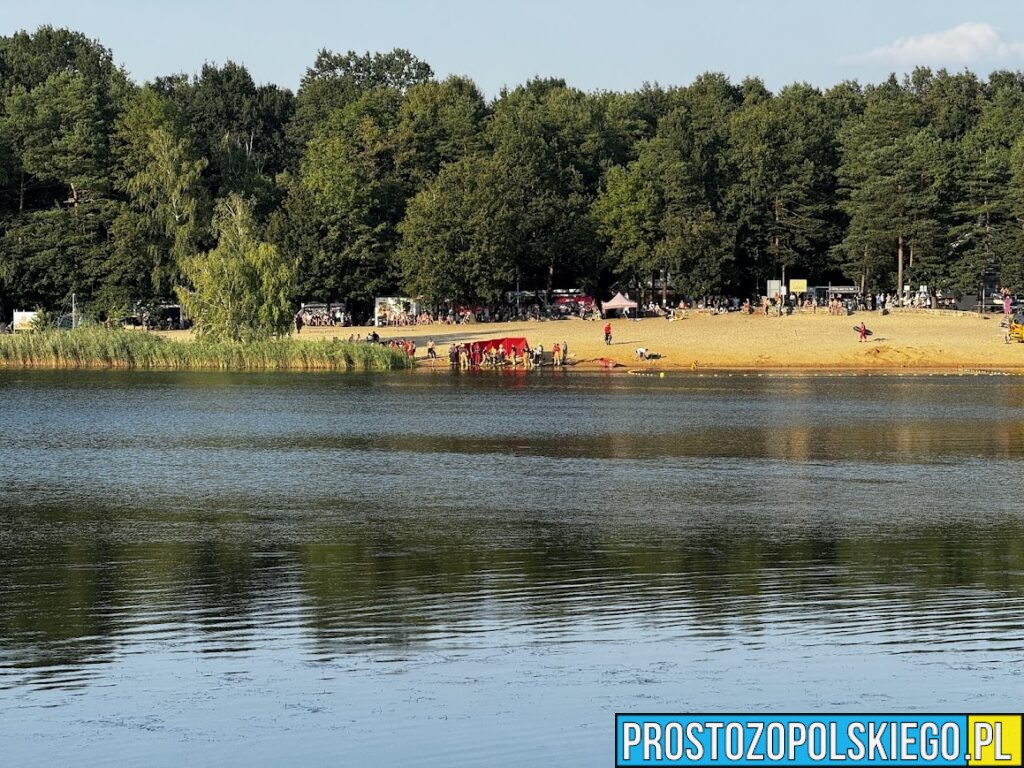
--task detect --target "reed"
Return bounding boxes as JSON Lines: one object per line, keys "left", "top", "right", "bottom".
{"left": 0, "top": 327, "right": 412, "bottom": 372}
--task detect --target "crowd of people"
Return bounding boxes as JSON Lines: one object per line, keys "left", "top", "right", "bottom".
{"left": 630, "top": 288, "right": 1002, "bottom": 318}
{"left": 295, "top": 288, "right": 981, "bottom": 337}
{"left": 375, "top": 309, "right": 434, "bottom": 326}
{"left": 389, "top": 338, "right": 416, "bottom": 358}
{"left": 442, "top": 339, "right": 571, "bottom": 369}
{"left": 294, "top": 304, "right": 345, "bottom": 332}
{"left": 373, "top": 299, "right": 600, "bottom": 327}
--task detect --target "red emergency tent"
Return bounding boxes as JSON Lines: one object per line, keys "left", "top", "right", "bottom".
{"left": 466, "top": 337, "right": 529, "bottom": 356}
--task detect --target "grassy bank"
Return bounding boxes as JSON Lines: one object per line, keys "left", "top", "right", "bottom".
{"left": 0, "top": 327, "right": 412, "bottom": 371}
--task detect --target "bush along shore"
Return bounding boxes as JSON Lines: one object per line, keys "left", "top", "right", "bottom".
{"left": 0, "top": 328, "right": 413, "bottom": 372}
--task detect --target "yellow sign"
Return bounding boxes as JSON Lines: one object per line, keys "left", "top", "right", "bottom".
{"left": 968, "top": 714, "right": 1022, "bottom": 766}
{"left": 789, "top": 279, "right": 808, "bottom": 294}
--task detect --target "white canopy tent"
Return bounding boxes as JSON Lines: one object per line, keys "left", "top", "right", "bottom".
{"left": 601, "top": 293, "right": 638, "bottom": 317}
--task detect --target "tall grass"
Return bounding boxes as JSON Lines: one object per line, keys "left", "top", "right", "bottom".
{"left": 0, "top": 327, "right": 412, "bottom": 372}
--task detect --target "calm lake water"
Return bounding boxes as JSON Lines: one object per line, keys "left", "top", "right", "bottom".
{"left": 1, "top": 370, "right": 1023, "bottom": 766}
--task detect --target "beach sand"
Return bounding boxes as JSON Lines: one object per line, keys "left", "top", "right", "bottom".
{"left": 284, "top": 309, "right": 1024, "bottom": 372}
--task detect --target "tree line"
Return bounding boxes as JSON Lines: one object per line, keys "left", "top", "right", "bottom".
{"left": 3, "top": 26, "right": 1024, "bottom": 323}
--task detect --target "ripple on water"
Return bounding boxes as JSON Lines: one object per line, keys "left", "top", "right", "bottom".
{"left": 1, "top": 371, "right": 1024, "bottom": 764}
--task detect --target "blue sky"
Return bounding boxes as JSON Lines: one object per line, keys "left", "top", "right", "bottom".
{"left": 3, "top": 1, "right": 1024, "bottom": 96}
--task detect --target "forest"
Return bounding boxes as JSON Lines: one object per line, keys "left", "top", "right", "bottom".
{"left": 2, "top": 26, "right": 1024, "bottom": 320}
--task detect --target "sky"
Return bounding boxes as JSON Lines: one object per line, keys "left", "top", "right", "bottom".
{"left": 3, "top": 1, "right": 1024, "bottom": 96}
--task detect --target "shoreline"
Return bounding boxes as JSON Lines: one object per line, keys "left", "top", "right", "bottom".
{"left": 299, "top": 310, "right": 1024, "bottom": 374}
{"left": 2, "top": 311, "right": 1022, "bottom": 375}
{"left": 412, "top": 360, "right": 1024, "bottom": 376}
{"left": 2, "top": 363, "right": 1022, "bottom": 380}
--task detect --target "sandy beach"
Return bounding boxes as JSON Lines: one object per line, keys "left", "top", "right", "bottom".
{"left": 278, "top": 309, "right": 1024, "bottom": 373}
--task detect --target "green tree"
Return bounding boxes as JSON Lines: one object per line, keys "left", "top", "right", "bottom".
{"left": 12, "top": 26, "right": 1024, "bottom": 317}
{"left": 265, "top": 173, "right": 326, "bottom": 301}
{"left": 290, "top": 48, "right": 432, "bottom": 156}
{"left": 3, "top": 70, "right": 107, "bottom": 211}
{"left": 393, "top": 76, "right": 487, "bottom": 187}
{"left": 398, "top": 154, "right": 514, "bottom": 304}
{"left": 0, "top": 26, "right": 128, "bottom": 100}
{"left": 998, "top": 136, "right": 1024, "bottom": 290}
{"left": 176, "top": 195, "right": 296, "bottom": 341}
{"left": 835, "top": 78, "right": 950, "bottom": 293}
{"left": 729, "top": 83, "right": 842, "bottom": 287}
{"left": 0, "top": 206, "right": 114, "bottom": 308}
{"left": 909, "top": 67, "right": 984, "bottom": 142}
{"left": 593, "top": 131, "right": 734, "bottom": 298}
{"left": 399, "top": 137, "right": 594, "bottom": 303}
{"left": 155, "top": 62, "right": 294, "bottom": 207}
{"left": 949, "top": 78, "right": 1024, "bottom": 293}
{"left": 298, "top": 88, "right": 407, "bottom": 302}
{"left": 592, "top": 162, "right": 660, "bottom": 284}
{"left": 0, "top": 67, "right": 119, "bottom": 311}
{"left": 282, "top": 77, "right": 485, "bottom": 306}
{"left": 592, "top": 77, "right": 741, "bottom": 298}
{"left": 109, "top": 87, "right": 208, "bottom": 303}
{"left": 484, "top": 78, "right": 614, "bottom": 292}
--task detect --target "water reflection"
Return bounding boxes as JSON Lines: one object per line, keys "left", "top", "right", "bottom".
{"left": 1, "top": 371, "right": 1023, "bottom": 763}
{"left": 3, "top": 495, "right": 1024, "bottom": 689}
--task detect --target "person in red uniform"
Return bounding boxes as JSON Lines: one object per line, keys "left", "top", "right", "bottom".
{"left": 603, "top": 322, "right": 612, "bottom": 345}
{"left": 859, "top": 321, "right": 868, "bottom": 342}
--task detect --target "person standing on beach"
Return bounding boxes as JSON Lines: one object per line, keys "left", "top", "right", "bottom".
{"left": 561, "top": 341, "right": 568, "bottom": 366}
{"left": 859, "top": 321, "right": 867, "bottom": 342}
{"left": 604, "top": 323, "right": 612, "bottom": 345}
{"left": 427, "top": 339, "right": 437, "bottom": 359}
{"left": 552, "top": 342, "right": 561, "bottom": 366}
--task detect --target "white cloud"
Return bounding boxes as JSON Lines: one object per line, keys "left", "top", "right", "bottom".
{"left": 849, "top": 22, "right": 1024, "bottom": 67}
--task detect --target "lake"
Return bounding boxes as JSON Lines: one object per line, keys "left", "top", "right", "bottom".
{"left": 1, "top": 370, "right": 1023, "bottom": 766}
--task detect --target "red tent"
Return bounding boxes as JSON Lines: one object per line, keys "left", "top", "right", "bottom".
{"left": 467, "top": 337, "right": 529, "bottom": 356}
{"left": 553, "top": 295, "right": 595, "bottom": 307}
